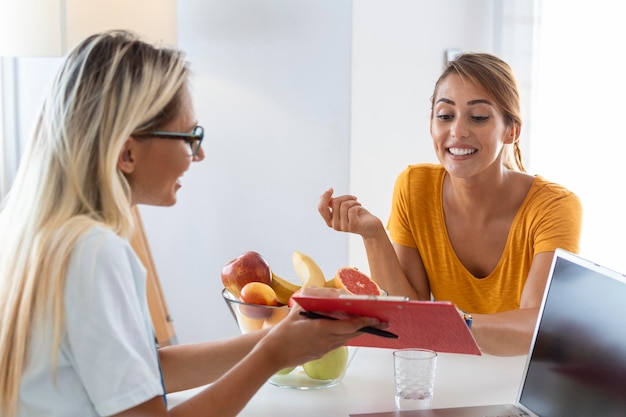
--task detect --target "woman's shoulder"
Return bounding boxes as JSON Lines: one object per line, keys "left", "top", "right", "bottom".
{"left": 67, "top": 224, "right": 145, "bottom": 289}
{"left": 393, "top": 164, "right": 445, "bottom": 204}
{"left": 526, "top": 175, "right": 582, "bottom": 209}
{"left": 530, "top": 175, "right": 579, "bottom": 198}
{"left": 398, "top": 163, "right": 444, "bottom": 182}
{"left": 78, "top": 225, "right": 125, "bottom": 245}
{"left": 72, "top": 225, "right": 133, "bottom": 261}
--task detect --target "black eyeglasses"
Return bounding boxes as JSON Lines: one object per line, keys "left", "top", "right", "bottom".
{"left": 134, "top": 125, "right": 204, "bottom": 156}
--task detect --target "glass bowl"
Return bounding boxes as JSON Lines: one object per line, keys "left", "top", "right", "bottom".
{"left": 222, "top": 288, "right": 357, "bottom": 389}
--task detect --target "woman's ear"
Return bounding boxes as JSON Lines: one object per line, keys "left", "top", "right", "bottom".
{"left": 117, "top": 138, "right": 136, "bottom": 174}
{"left": 505, "top": 123, "right": 521, "bottom": 144}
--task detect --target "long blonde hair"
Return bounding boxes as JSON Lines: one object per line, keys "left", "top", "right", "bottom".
{"left": 0, "top": 30, "right": 189, "bottom": 416}
{"left": 431, "top": 52, "right": 525, "bottom": 172}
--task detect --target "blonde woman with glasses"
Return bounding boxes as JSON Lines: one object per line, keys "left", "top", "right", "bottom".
{"left": 0, "top": 30, "right": 379, "bottom": 417}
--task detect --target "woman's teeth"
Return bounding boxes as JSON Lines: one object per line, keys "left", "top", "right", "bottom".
{"left": 448, "top": 148, "right": 476, "bottom": 156}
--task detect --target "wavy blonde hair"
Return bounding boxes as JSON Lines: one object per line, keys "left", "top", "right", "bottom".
{"left": 431, "top": 52, "right": 525, "bottom": 172}
{"left": 0, "top": 30, "right": 189, "bottom": 416}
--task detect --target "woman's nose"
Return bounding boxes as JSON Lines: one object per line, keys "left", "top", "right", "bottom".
{"left": 450, "top": 118, "right": 469, "bottom": 139}
{"left": 193, "top": 145, "right": 205, "bottom": 162}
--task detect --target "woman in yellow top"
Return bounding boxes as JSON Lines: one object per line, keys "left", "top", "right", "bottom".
{"left": 318, "top": 53, "right": 582, "bottom": 356}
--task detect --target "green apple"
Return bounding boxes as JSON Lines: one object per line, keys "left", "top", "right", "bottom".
{"left": 303, "top": 346, "right": 349, "bottom": 380}
{"left": 275, "top": 366, "right": 295, "bottom": 375}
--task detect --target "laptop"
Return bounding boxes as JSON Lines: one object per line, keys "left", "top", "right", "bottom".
{"left": 350, "top": 249, "right": 626, "bottom": 417}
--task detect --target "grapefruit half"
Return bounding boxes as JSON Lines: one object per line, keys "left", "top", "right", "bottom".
{"left": 333, "top": 267, "right": 382, "bottom": 295}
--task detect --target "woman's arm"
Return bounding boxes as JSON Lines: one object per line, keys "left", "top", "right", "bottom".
{"left": 351, "top": 227, "right": 541, "bottom": 356}
{"left": 361, "top": 231, "right": 429, "bottom": 300}
{"left": 158, "top": 329, "right": 268, "bottom": 393}
{"left": 389, "top": 246, "right": 550, "bottom": 356}
{"left": 468, "top": 251, "right": 555, "bottom": 356}
{"left": 167, "top": 332, "right": 295, "bottom": 417}
{"left": 112, "top": 335, "right": 282, "bottom": 417}
{"left": 113, "top": 306, "right": 380, "bottom": 417}
{"left": 171, "top": 307, "right": 379, "bottom": 416}
{"left": 317, "top": 189, "right": 429, "bottom": 300}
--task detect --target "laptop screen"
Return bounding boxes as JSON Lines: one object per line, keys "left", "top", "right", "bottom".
{"left": 518, "top": 251, "right": 626, "bottom": 416}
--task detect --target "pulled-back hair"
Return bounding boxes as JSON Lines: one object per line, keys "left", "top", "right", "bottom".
{"left": 0, "top": 30, "right": 189, "bottom": 416}
{"left": 431, "top": 52, "right": 525, "bottom": 172}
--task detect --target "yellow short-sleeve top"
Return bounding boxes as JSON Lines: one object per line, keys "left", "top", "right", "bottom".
{"left": 387, "top": 164, "right": 582, "bottom": 314}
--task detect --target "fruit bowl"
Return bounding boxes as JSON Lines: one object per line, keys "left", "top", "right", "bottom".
{"left": 222, "top": 288, "right": 357, "bottom": 389}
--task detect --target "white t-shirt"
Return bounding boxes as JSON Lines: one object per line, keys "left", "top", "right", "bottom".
{"left": 18, "top": 227, "right": 165, "bottom": 416}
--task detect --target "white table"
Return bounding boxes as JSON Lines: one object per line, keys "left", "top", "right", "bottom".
{"left": 167, "top": 347, "right": 527, "bottom": 416}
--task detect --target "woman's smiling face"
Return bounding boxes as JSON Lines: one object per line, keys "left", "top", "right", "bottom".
{"left": 430, "top": 73, "right": 516, "bottom": 179}
{"left": 121, "top": 86, "right": 205, "bottom": 207}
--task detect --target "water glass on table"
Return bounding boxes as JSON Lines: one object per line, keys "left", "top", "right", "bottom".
{"left": 393, "top": 348, "right": 438, "bottom": 410}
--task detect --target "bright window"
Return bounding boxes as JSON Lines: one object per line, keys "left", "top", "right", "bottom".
{"left": 530, "top": 0, "right": 626, "bottom": 272}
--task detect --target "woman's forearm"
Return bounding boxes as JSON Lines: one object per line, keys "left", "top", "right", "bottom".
{"left": 168, "top": 336, "right": 282, "bottom": 417}
{"left": 362, "top": 228, "right": 422, "bottom": 299}
{"left": 159, "top": 329, "right": 268, "bottom": 393}
{"left": 471, "top": 308, "right": 539, "bottom": 356}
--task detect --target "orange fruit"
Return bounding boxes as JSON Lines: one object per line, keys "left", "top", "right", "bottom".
{"left": 262, "top": 308, "right": 289, "bottom": 329}
{"left": 238, "top": 314, "right": 265, "bottom": 332}
{"left": 333, "top": 267, "right": 382, "bottom": 295}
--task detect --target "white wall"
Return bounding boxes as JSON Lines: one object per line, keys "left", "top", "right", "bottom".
{"left": 529, "top": 0, "right": 626, "bottom": 273}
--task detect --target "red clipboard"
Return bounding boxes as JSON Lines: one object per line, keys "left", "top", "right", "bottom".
{"left": 293, "top": 294, "right": 481, "bottom": 355}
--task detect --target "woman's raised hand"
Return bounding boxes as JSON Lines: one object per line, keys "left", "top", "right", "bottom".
{"left": 318, "top": 188, "right": 384, "bottom": 238}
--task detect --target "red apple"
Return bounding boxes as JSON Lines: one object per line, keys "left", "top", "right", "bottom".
{"left": 239, "top": 282, "right": 278, "bottom": 319}
{"left": 221, "top": 251, "right": 272, "bottom": 298}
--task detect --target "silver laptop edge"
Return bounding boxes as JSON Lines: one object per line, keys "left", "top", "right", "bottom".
{"left": 514, "top": 248, "right": 626, "bottom": 417}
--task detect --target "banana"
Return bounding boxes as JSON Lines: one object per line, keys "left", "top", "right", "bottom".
{"left": 270, "top": 271, "right": 301, "bottom": 305}
{"left": 324, "top": 277, "right": 338, "bottom": 288}
{"left": 292, "top": 251, "right": 326, "bottom": 288}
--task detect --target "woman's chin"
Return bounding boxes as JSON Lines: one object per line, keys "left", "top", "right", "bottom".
{"left": 134, "top": 195, "right": 177, "bottom": 207}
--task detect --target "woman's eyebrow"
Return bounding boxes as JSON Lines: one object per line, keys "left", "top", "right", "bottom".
{"left": 435, "top": 97, "right": 454, "bottom": 105}
{"left": 435, "top": 97, "right": 493, "bottom": 106}
{"left": 435, "top": 98, "right": 493, "bottom": 106}
{"left": 467, "top": 99, "right": 492, "bottom": 106}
